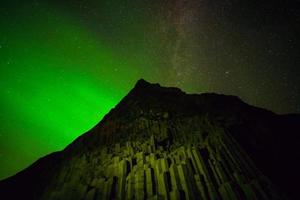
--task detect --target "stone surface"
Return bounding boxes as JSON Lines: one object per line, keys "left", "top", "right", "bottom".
{"left": 0, "top": 79, "right": 300, "bottom": 199}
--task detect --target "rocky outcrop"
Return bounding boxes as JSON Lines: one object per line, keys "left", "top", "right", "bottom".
{"left": 0, "top": 79, "right": 299, "bottom": 200}
{"left": 41, "top": 130, "right": 280, "bottom": 200}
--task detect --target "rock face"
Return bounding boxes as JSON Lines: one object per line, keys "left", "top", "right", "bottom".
{"left": 1, "top": 79, "right": 300, "bottom": 200}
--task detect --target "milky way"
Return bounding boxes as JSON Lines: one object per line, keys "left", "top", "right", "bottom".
{"left": 0, "top": 0, "right": 299, "bottom": 179}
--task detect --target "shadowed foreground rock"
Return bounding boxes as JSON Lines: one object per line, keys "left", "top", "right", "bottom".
{"left": 1, "top": 79, "right": 300, "bottom": 200}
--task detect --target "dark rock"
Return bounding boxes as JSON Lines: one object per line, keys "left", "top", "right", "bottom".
{"left": 0, "top": 79, "right": 299, "bottom": 200}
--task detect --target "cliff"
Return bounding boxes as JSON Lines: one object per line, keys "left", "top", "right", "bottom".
{"left": 1, "top": 79, "right": 299, "bottom": 200}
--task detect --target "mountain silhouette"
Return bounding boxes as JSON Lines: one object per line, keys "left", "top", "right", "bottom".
{"left": 1, "top": 79, "right": 299, "bottom": 200}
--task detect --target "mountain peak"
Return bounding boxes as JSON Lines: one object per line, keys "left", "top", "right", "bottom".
{"left": 134, "top": 78, "right": 154, "bottom": 87}
{"left": 131, "top": 79, "right": 183, "bottom": 95}
{"left": 1, "top": 80, "right": 300, "bottom": 200}
{"left": 132, "top": 78, "right": 162, "bottom": 91}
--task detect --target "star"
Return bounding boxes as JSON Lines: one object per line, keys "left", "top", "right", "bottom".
{"left": 0, "top": 0, "right": 299, "bottom": 181}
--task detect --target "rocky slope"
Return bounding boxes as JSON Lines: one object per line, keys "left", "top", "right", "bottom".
{"left": 0, "top": 79, "right": 299, "bottom": 200}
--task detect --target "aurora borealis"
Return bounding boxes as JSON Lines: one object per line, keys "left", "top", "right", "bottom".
{"left": 1, "top": 0, "right": 300, "bottom": 180}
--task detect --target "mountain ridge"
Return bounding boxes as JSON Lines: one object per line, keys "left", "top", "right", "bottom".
{"left": 1, "top": 79, "right": 299, "bottom": 200}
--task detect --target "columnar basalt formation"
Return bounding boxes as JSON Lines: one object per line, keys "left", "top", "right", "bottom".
{"left": 1, "top": 79, "right": 300, "bottom": 200}
{"left": 40, "top": 129, "right": 279, "bottom": 200}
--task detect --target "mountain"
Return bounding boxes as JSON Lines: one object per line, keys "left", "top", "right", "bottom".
{"left": 1, "top": 79, "right": 299, "bottom": 200}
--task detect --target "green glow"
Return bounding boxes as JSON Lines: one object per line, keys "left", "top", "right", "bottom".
{"left": 1, "top": 0, "right": 298, "bottom": 180}
{"left": 0, "top": 3, "right": 144, "bottom": 179}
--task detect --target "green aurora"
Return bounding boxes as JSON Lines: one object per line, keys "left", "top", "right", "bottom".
{"left": 1, "top": 0, "right": 300, "bottom": 180}
{"left": 0, "top": 2, "right": 156, "bottom": 179}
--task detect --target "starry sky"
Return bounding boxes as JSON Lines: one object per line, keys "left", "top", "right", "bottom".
{"left": 0, "top": 0, "right": 300, "bottom": 180}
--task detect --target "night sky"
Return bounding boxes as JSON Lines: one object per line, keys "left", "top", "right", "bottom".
{"left": 0, "top": 0, "right": 299, "bottom": 179}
